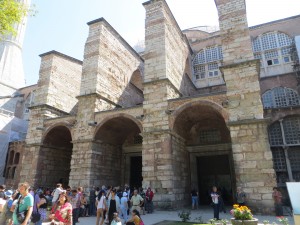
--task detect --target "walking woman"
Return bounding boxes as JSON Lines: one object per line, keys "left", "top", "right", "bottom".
{"left": 49, "top": 192, "right": 73, "bottom": 225}
{"left": 95, "top": 190, "right": 106, "bottom": 225}
{"left": 108, "top": 189, "right": 120, "bottom": 225}
{"left": 211, "top": 186, "right": 220, "bottom": 220}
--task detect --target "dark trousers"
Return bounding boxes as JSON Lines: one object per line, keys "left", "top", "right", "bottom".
{"left": 89, "top": 201, "right": 96, "bottom": 216}
{"left": 275, "top": 203, "right": 283, "bottom": 216}
{"left": 72, "top": 208, "right": 79, "bottom": 225}
{"left": 213, "top": 203, "right": 220, "bottom": 220}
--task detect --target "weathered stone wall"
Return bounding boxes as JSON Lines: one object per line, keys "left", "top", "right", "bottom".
{"left": 229, "top": 121, "right": 275, "bottom": 213}
{"left": 80, "top": 18, "right": 144, "bottom": 107}
{"left": 215, "top": 0, "right": 276, "bottom": 210}
{"left": 36, "top": 51, "right": 82, "bottom": 114}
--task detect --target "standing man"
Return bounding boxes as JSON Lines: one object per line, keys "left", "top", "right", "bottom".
{"left": 130, "top": 190, "right": 143, "bottom": 214}
{"left": 69, "top": 189, "right": 79, "bottom": 225}
{"left": 236, "top": 187, "right": 246, "bottom": 206}
{"left": 272, "top": 187, "right": 283, "bottom": 216}
{"left": 12, "top": 182, "right": 34, "bottom": 225}
{"left": 51, "top": 183, "right": 63, "bottom": 204}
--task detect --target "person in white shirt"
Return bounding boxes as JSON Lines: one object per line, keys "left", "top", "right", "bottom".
{"left": 211, "top": 186, "right": 220, "bottom": 220}
{"left": 96, "top": 190, "right": 106, "bottom": 225}
{"left": 52, "top": 183, "right": 63, "bottom": 203}
{"left": 111, "top": 212, "right": 122, "bottom": 225}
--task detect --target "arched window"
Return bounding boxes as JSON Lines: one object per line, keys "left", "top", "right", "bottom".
{"left": 14, "top": 153, "right": 20, "bottom": 164}
{"left": 11, "top": 167, "right": 16, "bottom": 179}
{"left": 193, "top": 46, "right": 223, "bottom": 80}
{"left": 252, "top": 31, "right": 293, "bottom": 67}
{"left": 9, "top": 151, "right": 14, "bottom": 165}
{"left": 5, "top": 167, "right": 10, "bottom": 179}
{"left": 262, "top": 87, "right": 299, "bottom": 109}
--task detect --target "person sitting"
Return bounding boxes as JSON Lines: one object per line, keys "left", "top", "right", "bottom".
{"left": 126, "top": 209, "right": 142, "bottom": 225}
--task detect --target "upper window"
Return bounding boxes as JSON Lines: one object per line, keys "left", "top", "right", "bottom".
{"left": 193, "top": 46, "right": 223, "bottom": 80}
{"left": 252, "top": 31, "right": 293, "bottom": 68}
{"left": 262, "top": 87, "right": 299, "bottom": 109}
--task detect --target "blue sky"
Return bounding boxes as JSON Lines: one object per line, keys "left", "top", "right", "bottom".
{"left": 22, "top": 0, "right": 300, "bottom": 86}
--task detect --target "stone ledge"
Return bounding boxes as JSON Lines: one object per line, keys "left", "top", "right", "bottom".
{"left": 28, "top": 104, "right": 69, "bottom": 116}
{"left": 220, "top": 59, "right": 260, "bottom": 70}
{"left": 39, "top": 50, "right": 83, "bottom": 65}
{"left": 227, "top": 117, "right": 271, "bottom": 126}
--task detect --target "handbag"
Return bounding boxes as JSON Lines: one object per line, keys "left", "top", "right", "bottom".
{"left": 31, "top": 194, "right": 41, "bottom": 223}
{"left": 16, "top": 197, "right": 28, "bottom": 224}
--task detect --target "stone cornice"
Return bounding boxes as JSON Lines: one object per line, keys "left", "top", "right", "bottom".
{"left": 143, "top": 78, "right": 182, "bottom": 97}
{"left": 220, "top": 59, "right": 260, "bottom": 70}
{"left": 28, "top": 104, "right": 69, "bottom": 115}
{"left": 87, "top": 17, "right": 144, "bottom": 63}
{"left": 76, "top": 93, "right": 121, "bottom": 107}
{"left": 227, "top": 117, "right": 271, "bottom": 126}
{"left": 39, "top": 50, "right": 83, "bottom": 65}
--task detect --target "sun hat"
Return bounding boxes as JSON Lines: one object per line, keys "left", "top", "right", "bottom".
{"left": 123, "top": 192, "right": 128, "bottom": 197}
{"left": 5, "top": 190, "right": 13, "bottom": 197}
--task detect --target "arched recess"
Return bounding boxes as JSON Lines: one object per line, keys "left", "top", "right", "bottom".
{"left": 14, "top": 153, "right": 20, "bottom": 164}
{"left": 172, "top": 101, "right": 234, "bottom": 205}
{"left": 9, "top": 151, "right": 14, "bottom": 165}
{"left": 39, "top": 125, "right": 73, "bottom": 187}
{"left": 93, "top": 115, "right": 143, "bottom": 188}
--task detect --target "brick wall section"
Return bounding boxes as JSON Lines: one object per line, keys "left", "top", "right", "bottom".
{"left": 80, "top": 18, "right": 144, "bottom": 107}
{"left": 36, "top": 51, "right": 82, "bottom": 114}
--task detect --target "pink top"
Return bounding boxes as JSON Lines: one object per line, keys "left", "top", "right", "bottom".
{"left": 52, "top": 202, "right": 73, "bottom": 224}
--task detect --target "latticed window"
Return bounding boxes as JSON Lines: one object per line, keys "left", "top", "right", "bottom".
{"left": 254, "top": 53, "right": 262, "bottom": 60}
{"left": 193, "top": 50, "right": 205, "bottom": 65}
{"left": 252, "top": 38, "right": 261, "bottom": 52}
{"left": 289, "top": 147, "right": 300, "bottom": 171}
{"left": 283, "top": 117, "right": 300, "bottom": 145}
{"left": 269, "top": 122, "right": 283, "bottom": 146}
{"left": 193, "top": 46, "right": 223, "bottom": 81}
{"left": 133, "top": 134, "right": 143, "bottom": 144}
{"left": 262, "top": 87, "right": 299, "bottom": 109}
{"left": 199, "top": 129, "right": 221, "bottom": 144}
{"left": 252, "top": 31, "right": 293, "bottom": 68}
{"left": 194, "top": 65, "right": 206, "bottom": 79}
{"left": 278, "top": 32, "right": 293, "bottom": 47}
{"left": 272, "top": 148, "right": 287, "bottom": 171}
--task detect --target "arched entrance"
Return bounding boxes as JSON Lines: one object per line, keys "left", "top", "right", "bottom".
{"left": 173, "top": 102, "right": 234, "bottom": 205}
{"left": 40, "top": 126, "right": 73, "bottom": 187}
{"left": 93, "top": 115, "right": 143, "bottom": 188}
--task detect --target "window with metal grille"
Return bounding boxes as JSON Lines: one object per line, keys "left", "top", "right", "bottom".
{"left": 218, "top": 46, "right": 223, "bottom": 60}
{"left": 133, "top": 134, "right": 143, "bottom": 144}
{"left": 283, "top": 117, "right": 300, "bottom": 145}
{"left": 194, "top": 65, "right": 206, "bottom": 79}
{"left": 262, "top": 87, "right": 299, "bottom": 109}
{"left": 193, "top": 50, "right": 205, "bottom": 65}
{"left": 252, "top": 38, "right": 261, "bottom": 52}
{"left": 281, "top": 47, "right": 291, "bottom": 56}
{"left": 261, "top": 33, "right": 278, "bottom": 50}
{"left": 278, "top": 32, "right": 293, "bottom": 47}
{"left": 265, "top": 50, "right": 278, "bottom": 59}
{"left": 269, "top": 122, "right": 283, "bottom": 146}
{"left": 272, "top": 148, "right": 287, "bottom": 171}
{"left": 199, "top": 129, "right": 221, "bottom": 144}
{"left": 289, "top": 147, "right": 300, "bottom": 171}
{"left": 254, "top": 53, "right": 262, "bottom": 59}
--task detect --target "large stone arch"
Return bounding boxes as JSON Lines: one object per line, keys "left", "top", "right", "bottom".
{"left": 42, "top": 122, "right": 74, "bottom": 144}
{"left": 92, "top": 113, "right": 143, "bottom": 187}
{"left": 171, "top": 100, "right": 234, "bottom": 205}
{"left": 38, "top": 125, "right": 73, "bottom": 187}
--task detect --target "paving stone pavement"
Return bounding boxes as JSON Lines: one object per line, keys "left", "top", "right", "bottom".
{"left": 77, "top": 207, "right": 295, "bottom": 225}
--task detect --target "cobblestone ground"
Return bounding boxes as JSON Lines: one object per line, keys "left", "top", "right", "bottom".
{"left": 76, "top": 207, "right": 295, "bottom": 225}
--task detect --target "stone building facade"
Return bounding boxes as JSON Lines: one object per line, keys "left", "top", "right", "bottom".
{"left": 16, "top": 0, "right": 300, "bottom": 212}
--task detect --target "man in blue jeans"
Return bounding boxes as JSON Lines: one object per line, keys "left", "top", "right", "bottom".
{"left": 191, "top": 188, "right": 199, "bottom": 210}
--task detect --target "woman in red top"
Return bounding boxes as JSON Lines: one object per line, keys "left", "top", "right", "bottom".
{"left": 145, "top": 187, "right": 154, "bottom": 214}
{"left": 49, "top": 192, "right": 73, "bottom": 225}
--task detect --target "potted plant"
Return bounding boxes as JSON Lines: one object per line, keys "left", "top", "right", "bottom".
{"left": 230, "top": 204, "right": 258, "bottom": 225}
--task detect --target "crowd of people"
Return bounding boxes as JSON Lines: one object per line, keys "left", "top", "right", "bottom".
{"left": 0, "top": 183, "right": 155, "bottom": 225}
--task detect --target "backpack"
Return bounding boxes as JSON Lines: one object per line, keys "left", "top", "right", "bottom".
{"left": 7, "top": 199, "right": 13, "bottom": 210}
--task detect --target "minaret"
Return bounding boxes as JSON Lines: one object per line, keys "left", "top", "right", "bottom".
{"left": 0, "top": 0, "right": 31, "bottom": 96}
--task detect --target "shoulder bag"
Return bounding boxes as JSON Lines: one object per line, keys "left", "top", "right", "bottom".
{"left": 16, "top": 196, "right": 28, "bottom": 224}
{"left": 31, "top": 194, "right": 41, "bottom": 222}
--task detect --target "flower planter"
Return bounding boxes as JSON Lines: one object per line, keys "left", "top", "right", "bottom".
{"left": 231, "top": 218, "right": 258, "bottom": 225}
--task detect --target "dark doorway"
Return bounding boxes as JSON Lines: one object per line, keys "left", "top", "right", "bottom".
{"left": 197, "top": 155, "right": 233, "bottom": 205}
{"left": 130, "top": 156, "right": 143, "bottom": 189}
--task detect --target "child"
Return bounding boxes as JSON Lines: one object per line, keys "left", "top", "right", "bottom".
{"left": 111, "top": 212, "right": 122, "bottom": 225}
